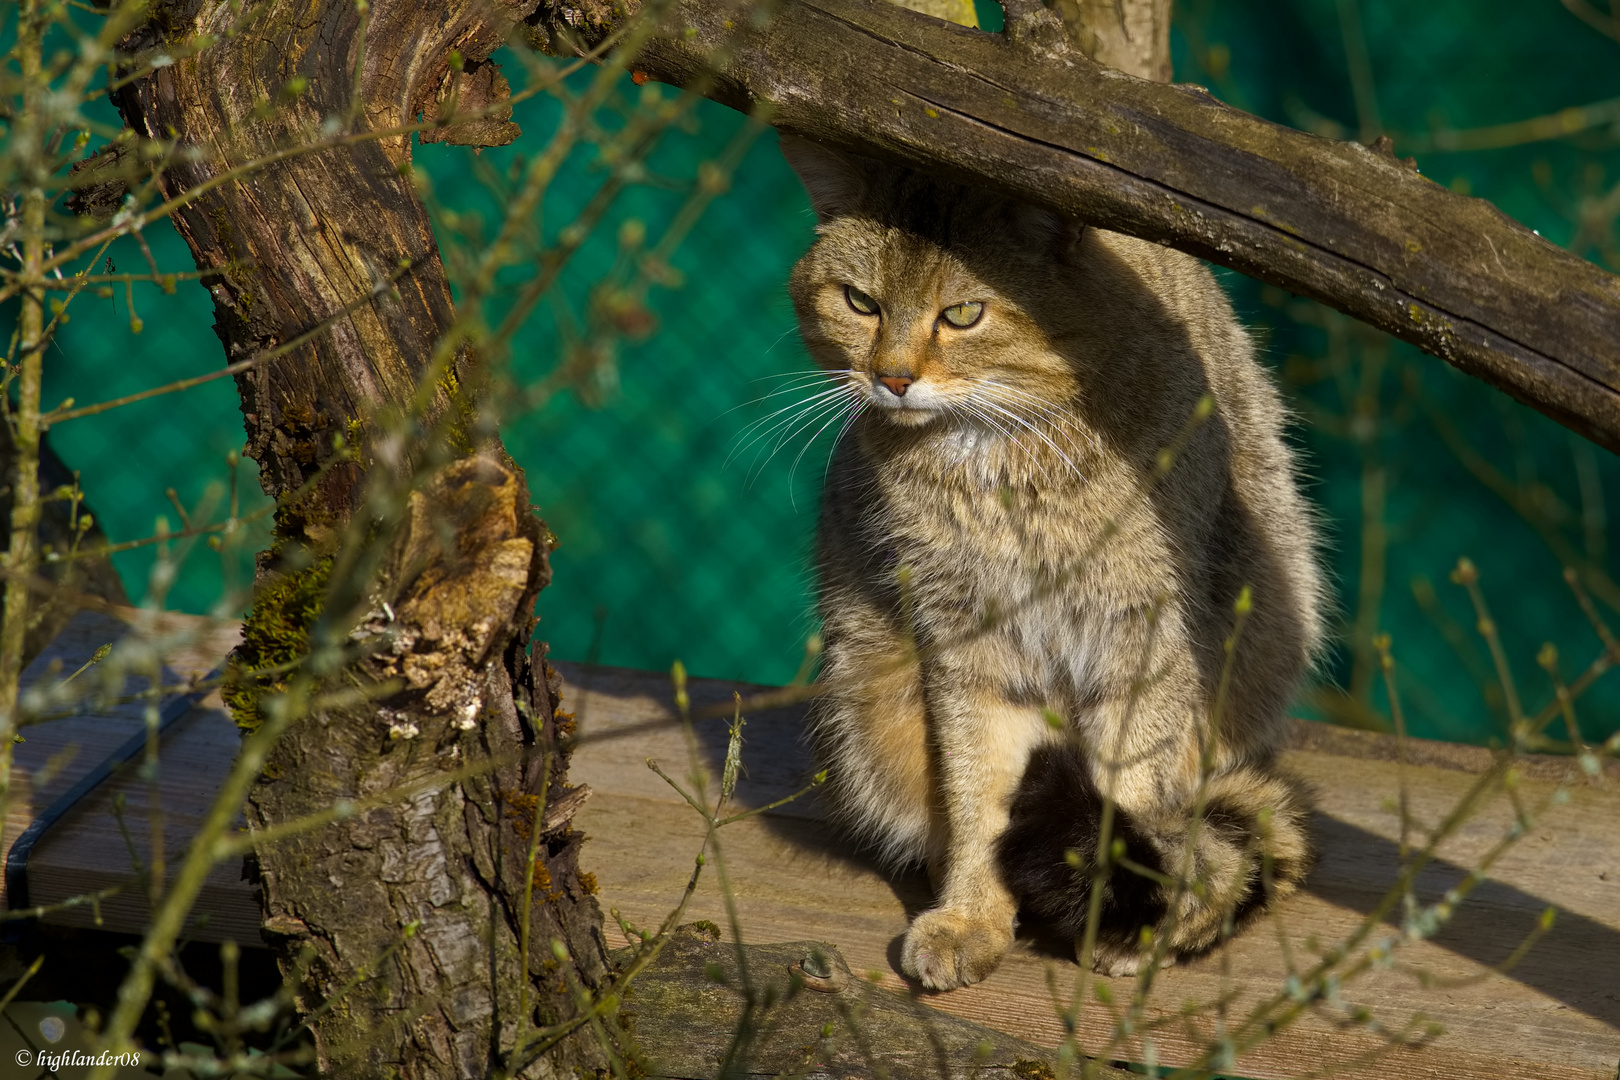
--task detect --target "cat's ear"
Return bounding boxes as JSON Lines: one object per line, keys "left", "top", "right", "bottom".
{"left": 1012, "top": 203, "right": 1087, "bottom": 263}
{"left": 780, "top": 135, "right": 867, "bottom": 222}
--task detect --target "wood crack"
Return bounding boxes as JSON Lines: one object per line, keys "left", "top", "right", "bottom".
{"left": 904, "top": 87, "right": 1613, "bottom": 397}
{"left": 634, "top": 0, "right": 1620, "bottom": 449}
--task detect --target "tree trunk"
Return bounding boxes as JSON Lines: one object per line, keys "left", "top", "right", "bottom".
{"left": 594, "top": 0, "right": 1620, "bottom": 452}
{"left": 111, "top": 2, "right": 611, "bottom": 1075}
{"left": 1053, "top": 0, "right": 1171, "bottom": 81}
{"left": 246, "top": 457, "right": 608, "bottom": 1077}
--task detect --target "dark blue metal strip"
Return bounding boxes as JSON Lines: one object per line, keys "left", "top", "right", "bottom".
{"left": 5, "top": 671, "right": 221, "bottom": 913}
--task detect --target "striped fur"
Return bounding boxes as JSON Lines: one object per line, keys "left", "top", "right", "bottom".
{"left": 783, "top": 136, "right": 1326, "bottom": 989}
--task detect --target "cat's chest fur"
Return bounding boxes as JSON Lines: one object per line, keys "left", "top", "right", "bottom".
{"left": 842, "top": 426, "right": 1154, "bottom": 696}
{"left": 862, "top": 424, "right": 1147, "bottom": 581}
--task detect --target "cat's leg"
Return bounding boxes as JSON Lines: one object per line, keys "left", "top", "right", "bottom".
{"left": 811, "top": 595, "right": 943, "bottom": 867}
{"left": 1084, "top": 632, "right": 1311, "bottom": 951}
{"left": 900, "top": 674, "right": 1052, "bottom": 990}
{"left": 995, "top": 738, "right": 1176, "bottom": 977}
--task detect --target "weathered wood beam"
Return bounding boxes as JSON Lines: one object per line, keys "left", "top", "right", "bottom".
{"left": 623, "top": 0, "right": 1620, "bottom": 452}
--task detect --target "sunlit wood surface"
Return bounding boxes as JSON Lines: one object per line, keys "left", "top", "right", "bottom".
{"left": 4, "top": 614, "right": 1618, "bottom": 1079}
{"left": 563, "top": 662, "right": 1620, "bottom": 1080}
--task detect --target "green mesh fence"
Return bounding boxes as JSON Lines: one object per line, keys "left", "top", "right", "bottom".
{"left": 417, "top": 110, "right": 828, "bottom": 690}
{"left": 40, "top": 221, "right": 274, "bottom": 616}
{"left": 13, "top": 0, "right": 1620, "bottom": 749}
{"left": 1179, "top": 0, "right": 1620, "bottom": 747}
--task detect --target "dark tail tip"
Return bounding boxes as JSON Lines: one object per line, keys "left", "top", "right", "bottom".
{"left": 996, "top": 743, "right": 1315, "bottom": 955}
{"left": 995, "top": 741, "right": 1167, "bottom": 946}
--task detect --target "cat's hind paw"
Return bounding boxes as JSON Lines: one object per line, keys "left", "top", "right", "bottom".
{"left": 900, "top": 908, "right": 1013, "bottom": 990}
{"left": 1087, "top": 938, "right": 1176, "bottom": 978}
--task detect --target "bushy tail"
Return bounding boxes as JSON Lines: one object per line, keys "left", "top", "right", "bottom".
{"left": 995, "top": 741, "right": 1313, "bottom": 973}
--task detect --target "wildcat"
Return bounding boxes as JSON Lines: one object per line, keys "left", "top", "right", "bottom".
{"left": 782, "top": 135, "right": 1324, "bottom": 989}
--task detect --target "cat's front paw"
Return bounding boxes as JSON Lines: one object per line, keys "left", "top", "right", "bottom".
{"left": 900, "top": 908, "right": 1012, "bottom": 990}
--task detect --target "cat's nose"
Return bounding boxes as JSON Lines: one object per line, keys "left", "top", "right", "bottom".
{"left": 879, "top": 375, "right": 914, "bottom": 397}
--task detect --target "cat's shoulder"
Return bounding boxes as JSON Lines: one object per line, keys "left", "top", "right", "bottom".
{"left": 1090, "top": 230, "right": 1228, "bottom": 303}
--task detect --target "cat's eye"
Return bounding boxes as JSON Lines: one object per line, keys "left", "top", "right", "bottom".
{"left": 845, "top": 286, "right": 880, "bottom": 316}
{"left": 941, "top": 301, "right": 984, "bottom": 328}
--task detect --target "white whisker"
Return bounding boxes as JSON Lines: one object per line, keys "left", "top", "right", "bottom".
{"left": 763, "top": 325, "right": 806, "bottom": 356}
{"left": 745, "top": 367, "right": 851, "bottom": 389}
{"left": 982, "top": 382, "right": 1100, "bottom": 455}
{"left": 719, "top": 369, "right": 850, "bottom": 421}
{"left": 954, "top": 399, "right": 1039, "bottom": 476}
{"left": 972, "top": 393, "right": 1088, "bottom": 482}
{"left": 738, "top": 401, "right": 852, "bottom": 480}
{"left": 824, "top": 399, "right": 867, "bottom": 485}
{"left": 726, "top": 383, "right": 854, "bottom": 468}
{"left": 729, "top": 403, "right": 840, "bottom": 472}
{"left": 789, "top": 396, "right": 866, "bottom": 509}
{"left": 735, "top": 380, "right": 848, "bottom": 427}
{"left": 979, "top": 397, "right": 1085, "bottom": 481}
{"left": 979, "top": 387, "right": 1093, "bottom": 454}
{"left": 747, "top": 388, "right": 861, "bottom": 484}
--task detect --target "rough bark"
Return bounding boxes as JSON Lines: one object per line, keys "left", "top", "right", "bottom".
{"left": 599, "top": 0, "right": 1620, "bottom": 452}
{"left": 248, "top": 457, "right": 609, "bottom": 1077}
{"left": 114, "top": 0, "right": 523, "bottom": 517}
{"left": 110, "top": 1, "right": 611, "bottom": 1075}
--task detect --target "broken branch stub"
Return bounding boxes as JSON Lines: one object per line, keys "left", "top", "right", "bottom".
{"left": 250, "top": 456, "right": 605, "bottom": 1077}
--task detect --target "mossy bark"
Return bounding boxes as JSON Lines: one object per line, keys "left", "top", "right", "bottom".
{"left": 249, "top": 458, "right": 612, "bottom": 1077}
{"left": 110, "top": 2, "right": 611, "bottom": 1075}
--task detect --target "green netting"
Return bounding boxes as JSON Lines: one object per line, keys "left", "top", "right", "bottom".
{"left": 1175, "top": 0, "right": 1620, "bottom": 746}
{"left": 415, "top": 103, "right": 828, "bottom": 687}
{"left": 14, "top": 0, "right": 1620, "bottom": 750}
{"left": 39, "top": 224, "right": 273, "bottom": 615}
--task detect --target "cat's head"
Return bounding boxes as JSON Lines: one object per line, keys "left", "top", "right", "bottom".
{"left": 782, "top": 135, "right": 1086, "bottom": 431}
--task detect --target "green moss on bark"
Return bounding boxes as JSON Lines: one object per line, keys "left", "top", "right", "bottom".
{"left": 439, "top": 361, "right": 477, "bottom": 456}
{"left": 223, "top": 555, "right": 334, "bottom": 732}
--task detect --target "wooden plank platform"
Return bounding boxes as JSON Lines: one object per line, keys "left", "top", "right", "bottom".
{"left": 3, "top": 608, "right": 256, "bottom": 944}
{"left": 563, "top": 662, "right": 1620, "bottom": 1080}
{"left": 7, "top": 615, "right": 1618, "bottom": 1079}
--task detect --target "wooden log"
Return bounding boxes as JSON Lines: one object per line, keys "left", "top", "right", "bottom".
{"left": 590, "top": 0, "right": 1620, "bottom": 451}
{"left": 619, "top": 924, "right": 1136, "bottom": 1079}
